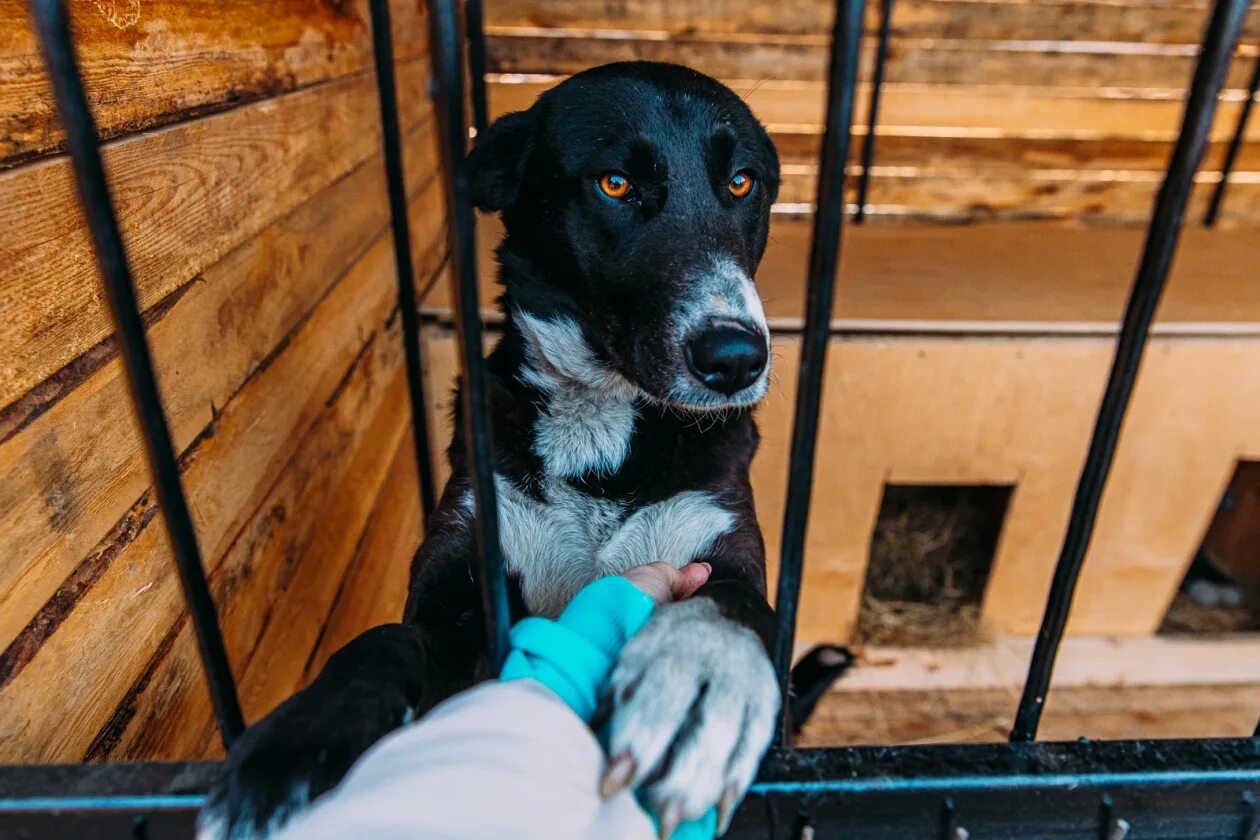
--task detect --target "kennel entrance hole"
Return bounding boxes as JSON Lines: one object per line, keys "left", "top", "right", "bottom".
{"left": 855, "top": 483, "right": 1013, "bottom": 647}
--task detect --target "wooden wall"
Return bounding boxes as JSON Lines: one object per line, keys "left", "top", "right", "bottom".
{"left": 0, "top": 0, "right": 440, "bottom": 763}
{"left": 483, "top": 0, "right": 1260, "bottom": 225}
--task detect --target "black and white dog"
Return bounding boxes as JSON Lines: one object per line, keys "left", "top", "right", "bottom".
{"left": 201, "top": 61, "right": 783, "bottom": 839}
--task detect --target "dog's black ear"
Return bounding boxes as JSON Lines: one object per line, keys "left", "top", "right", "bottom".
{"left": 468, "top": 110, "right": 533, "bottom": 211}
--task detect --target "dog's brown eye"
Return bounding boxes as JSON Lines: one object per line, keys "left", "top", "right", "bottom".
{"left": 598, "top": 172, "right": 632, "bottom": 200}
{"left": 728, "top": 171, "right": 754, "bottom": 199}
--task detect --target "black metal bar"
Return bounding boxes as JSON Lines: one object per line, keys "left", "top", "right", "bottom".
{"left": 426, "top": 0, "right": 510, "bottom": 668}
{"left": 1009, "top": 0, "right": 1249, "bottom": 743}
{"left": 4, "top": 740, "right": 1258, "bottom": 835}
{"left": 1205, "top": 51, "right": 1260, "bottom": 227}
{"left": 772, "top": 0, "right": 867, "bottom": 745}
{"left": 854, "top": 0, "right": 894, "bottom": 224}
{"left": 367, "top": 0, "right": 438, "bottom": 521}
{"left": 28, "top": 0, "right": 245, "bottom": 748}
{"left": 464, "top": 0, "right": 490, "bottom": 135}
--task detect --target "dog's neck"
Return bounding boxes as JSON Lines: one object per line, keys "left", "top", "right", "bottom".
{"left": 498, "top": 304, "right": 641, "bottom": 480}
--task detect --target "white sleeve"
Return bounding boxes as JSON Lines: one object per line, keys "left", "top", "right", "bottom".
{"left": 272, "top": 679, "right": 655, "bottom": 840}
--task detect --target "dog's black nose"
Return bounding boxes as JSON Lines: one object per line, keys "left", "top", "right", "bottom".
{"left": 685, "top": 326, "right": 768, "bottom": 395}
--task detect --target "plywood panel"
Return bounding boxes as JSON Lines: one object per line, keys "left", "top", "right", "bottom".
{"left": 1060, "top": 339, "right": 1260, "bottom": 635}
{"left": 0, "top": 120, "right": 441, "bottom": 657}
{"left": 757, "top": 338, "right": 1114, "bottom": 641}
{"left": 0, "top": 0, "right": 428, "bottom": 165}
{"left": 486, "top": 0, "right": 1260, "bottom": 44}
{"left": 0, "top": 56, "right": 431, "bottom": 413}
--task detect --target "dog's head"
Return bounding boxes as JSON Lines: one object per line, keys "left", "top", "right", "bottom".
{"left": 471, "top": 62, "right": 779, "bottom": 412}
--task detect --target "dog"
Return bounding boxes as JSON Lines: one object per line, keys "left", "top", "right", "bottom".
{"left": 200, "top": 60, "right": 783, "bottom": 839}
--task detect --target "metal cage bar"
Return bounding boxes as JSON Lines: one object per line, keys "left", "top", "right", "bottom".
{"left": 27, "top": 0, "right": 245, "bottom": 747}
{"left": 1009, "top": 0, "right": 1250, "bottom": 743}
{"left": 772, "top": 0, "right": 867, "bottom": 744}
{"left": 464, "top": 0, "right": 491, "bottom": 135}
{"left": 854, "top": 0, "right": 895, "bottom": 224}
{"left": 1205, "top": 49, "right": 1260, "bottom": 227}
{"left": 367, "top": 0, "right": 439, "bottom": 521}
{"left": 427, "top": 0, "right": 512, "bottom": 668}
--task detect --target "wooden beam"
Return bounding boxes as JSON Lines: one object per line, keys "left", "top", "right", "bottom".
{"left": 484, "top": 0, "right": 1260, "bottom": 45}
{"left": 0, "top": 56, "right": 430, "bottom": 413}
{"left": 0, "top": 119, "right": 441, "bottom": 656}
{"left": 0, "top": 0, "right": 428, "bottom": 165}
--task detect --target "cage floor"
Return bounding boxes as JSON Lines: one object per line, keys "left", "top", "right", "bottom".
{"left": 799, "top": 681, "right": 1259, "bottom": 747}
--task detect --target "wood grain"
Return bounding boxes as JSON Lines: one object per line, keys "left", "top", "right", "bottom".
{"left": 0, "top": 0, "right": 428, "bottom": 165}
{"left": 0, "top": 55, "right": 430, "bottom": 414}
{"left": 485, "top": 0, "right": 1260, "bottom": 44}
{"left": 485, "top": 28, "right": 1259, "bottom": 91}
{"left": 98, "top": 349, "right": 410, "bottom": 762}
{"left": 305, "top": 434, "right": 424, "bottom": 683}
{"left": 0, "top": 208, "right": 408, "bottom": 761}
{"left": 0, "top": 118, "right": 440, "bottom": 657}
{"left": 224, "top": 371, "right": 411, "bottom": 746}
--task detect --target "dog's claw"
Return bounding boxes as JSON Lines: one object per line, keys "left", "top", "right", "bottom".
{"left": 659, "top": 800, "right": 683, "bottom": 840}
{"left": 601, "top": 752, "right": 636, "bottom": 798}
{"left": 717, "top": 784, "right": 739, "bottom": 836}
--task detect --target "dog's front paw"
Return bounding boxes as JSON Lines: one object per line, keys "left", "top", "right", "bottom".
{"left": 604, "top": 598, "right": 779, "bottom": 835}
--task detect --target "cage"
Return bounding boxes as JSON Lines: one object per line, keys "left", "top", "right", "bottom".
{"left": 1, "top": 0, "right": 1259, "bottom": 836}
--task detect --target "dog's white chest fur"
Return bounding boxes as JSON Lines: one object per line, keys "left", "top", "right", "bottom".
{"left": 492, "top": 479, "right": 733, "bottom": 616}
{"left": 469, "top": 311, "right": 736, "bottom": 616}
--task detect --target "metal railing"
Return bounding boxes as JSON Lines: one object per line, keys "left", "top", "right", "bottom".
{"left": 6, "top": 0, "right": 1260, "bottom": 835}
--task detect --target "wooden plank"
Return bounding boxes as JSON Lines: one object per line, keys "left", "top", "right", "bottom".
{"left": 805, "top": 636, "right": 1260, "bottom": 692}
{"left": 0, "top": 210, "right": 409, "bottom": 762}
{"left": 0, "top": 118, "right": 440, "bottom": 656}
{"left": 225, "top": 374, "right": 411, "bottom": 742}
{"left": 485, "top": 28, "right": 1259, "bottom": 90}
{"left": 485, "top": 0, "right": 1260, "bottom": 44}
{"left": 769, "top": 127, "right": 1260, "bottom": 173}
{"left": 97, "top": 354, "right": 410, "bottom": 762}
{"left": 305, "top": 433, "right": 424, "bottom": 683}
{"left": 797, "top": 682, "right": 1260, "bottom": 746}
{"left": 0, "top": 0, "right": 428, "bottom": 165}
{"left": 445, "top": 215, "right": 1260, "bottom": 333}
{"left": 771, "top": 165, "right": 1260, "bottom": 224}
{"left": 0, "top": 55, "right": 430, "bottom": 413}
{"left": 491, "top": 77, "right": 1260, "bottom": 139}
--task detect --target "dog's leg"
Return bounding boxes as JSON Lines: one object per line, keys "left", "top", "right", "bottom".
{"left": 199, "top": 503, "right": 485, "bottom": 840}
{"left": 603, "top": 515, "right": 780, "bottom": 835}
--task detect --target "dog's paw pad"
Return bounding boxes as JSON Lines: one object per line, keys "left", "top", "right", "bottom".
{"left": 605, "top": 598, "right": 779, "bottom": 827}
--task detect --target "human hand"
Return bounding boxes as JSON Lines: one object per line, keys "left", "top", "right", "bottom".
{"left": 620, "top": 562, "right": 711, "bottom": 606}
